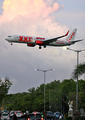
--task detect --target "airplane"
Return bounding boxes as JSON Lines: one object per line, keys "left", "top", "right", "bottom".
{"left": 5, "top": 28, "right": 83, "bottom": 49}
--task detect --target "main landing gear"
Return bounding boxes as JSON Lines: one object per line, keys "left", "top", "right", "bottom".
{"left": 39, "top": 45, "right": 46, "bottom": 49}
{"left": 39, "top": 46, "right": 41, "bottom": 49}
{"left": 44, "top": 45, "right": 46, "bottom": 48}
{"left": 11, "top": 43, "right": 13, "bottom": 45}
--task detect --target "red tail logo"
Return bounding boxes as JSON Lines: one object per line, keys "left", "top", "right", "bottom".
{"left": 66, "top": 32, "right": 75, "bottom": 43}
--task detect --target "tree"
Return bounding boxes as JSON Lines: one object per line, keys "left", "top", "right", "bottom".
{"left": 0, "top": 77, "right": 12, "bottom": 104}
{"left": 2, "top": 79, "right": 85, "bottom": 113}
{"left": 72, "top": 62, "right": 85, "bottom": 79}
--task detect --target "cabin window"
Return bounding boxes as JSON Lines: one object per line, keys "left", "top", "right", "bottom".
{"left": 8, "top": 36, "right": 11, "bottom": 37}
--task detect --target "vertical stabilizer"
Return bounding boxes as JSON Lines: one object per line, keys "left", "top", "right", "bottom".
{"left": 66, "top": 28, "right": 77, "bottom": 43}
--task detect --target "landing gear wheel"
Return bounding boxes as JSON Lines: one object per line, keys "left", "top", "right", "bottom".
{"left": 44, "top": 45, "right": 46, "bottom": 48}
{"left": 39, "top": 46, "right": 41, "bottom": 49}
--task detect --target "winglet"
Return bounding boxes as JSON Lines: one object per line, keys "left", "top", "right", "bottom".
{"left": 65, "top": 30, "right": 69, "bottom": 36}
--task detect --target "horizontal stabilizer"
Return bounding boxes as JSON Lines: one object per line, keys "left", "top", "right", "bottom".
{"left": 72, "top": 39, "right": 83, "bottom": 44}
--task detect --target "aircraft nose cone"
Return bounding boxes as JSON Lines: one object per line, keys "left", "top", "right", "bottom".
{"left": 5, "top": 37, "right": 7, "bottom": 40}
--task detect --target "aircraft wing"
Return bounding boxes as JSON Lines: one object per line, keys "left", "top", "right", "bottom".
{"left": 42, "top": 30, "right": 69, "bottom": 44}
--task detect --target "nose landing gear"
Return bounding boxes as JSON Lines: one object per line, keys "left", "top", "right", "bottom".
{"left": 11, "top": 43, "right": 13, "bottom": 45}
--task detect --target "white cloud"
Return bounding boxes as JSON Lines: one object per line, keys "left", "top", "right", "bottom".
{"left": 0, "top": 0, "right": 84, "bottom": 93}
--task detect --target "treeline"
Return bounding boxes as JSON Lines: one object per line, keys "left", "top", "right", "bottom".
{"left": 1, "top": 79, "right": 85, "bottom": 114}
{"left": 0, "top": 77, "right": 12, "bottom": 104}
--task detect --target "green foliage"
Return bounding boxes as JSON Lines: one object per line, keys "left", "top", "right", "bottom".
{"left": 0, "top": 77, "right": 12, "bottom": 104}
{"left": 75, "top": 116, "right": 85, "bottom": 120}
{"left": 67, "top": 117, "right": 72, "bottom": 120}
{"left": 64, "top": 113, "right": 68, "bottom": 119}
{"left": 61, "top": 79, "right": 76, "bottom": 94}
{"left": 72, "top": 62, "right": 85, "bottom": 79}
{"left": 2, "top": 79, "right": 85, "bottom": 113}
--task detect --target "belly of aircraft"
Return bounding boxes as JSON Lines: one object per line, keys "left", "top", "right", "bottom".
{"left": 48, "top": 41, "right": 65, "bottom": 46}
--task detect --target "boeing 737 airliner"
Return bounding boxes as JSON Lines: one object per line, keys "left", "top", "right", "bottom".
{"left": 5, "top": 28, "right": 83, "bottom": 49}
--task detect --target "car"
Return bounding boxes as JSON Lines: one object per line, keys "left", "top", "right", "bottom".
{"left": 15, "top": 111, "right": 23, "bottom": 118}
{"left": 10, "top": 111, "right": 15, "bottom": 118}
{"left": 27, "top": 112, "right": 43, "bottom": 120}
{"left": 1, "top": 113, "right": 10, "bottom": 120}
{"left": 1, "top": 110, "right": 8, "bottom": 113}
{"left": 54, "top": 111, "right": 63, "bottom": 119}
{"left": 46, "top": 111, "right": 54, "bottom": 119}
{"left": 41, "top": 111, "right": 54, "bottom": 120}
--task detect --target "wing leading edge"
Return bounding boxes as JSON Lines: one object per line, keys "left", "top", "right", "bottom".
{"left": 42, "top": 30, "right": 69, "bottom": 45}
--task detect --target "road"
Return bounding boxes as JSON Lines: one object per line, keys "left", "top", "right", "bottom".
{"left": 10, "top": 118, "right": 26, "bottom": 120}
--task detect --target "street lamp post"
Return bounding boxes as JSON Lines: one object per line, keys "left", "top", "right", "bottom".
{"left": 35, "top": 68, "right": 54, "bottom": 111}
{"left": 67, "top": 48, "right": 85, "bottom": 111}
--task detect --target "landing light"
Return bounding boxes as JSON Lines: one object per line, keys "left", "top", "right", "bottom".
{"left": 62, "top": 47, "right": 67, "bottom": 50}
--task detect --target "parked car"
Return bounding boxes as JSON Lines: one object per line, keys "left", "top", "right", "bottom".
{"left": 54, "top": 112, "right": 63, "bottom": 119}
{"left": 15, "top": 111, "right": 23, "bottom": 118}
{"left": 42, "top": 111, "right": 54, "bottom": 120}
{"left": 1, "top": 113, "right": 10, "bottom": 120}
{"left": 27, "top": 112, "right": 43, "bottom": 120}
{"left": 47, "top": 111, "right": 54, "bottom": 119}
{"left": 10, "top": 111, "right": 15, "bottom": 118}
{"left": 1, "top": 110, "right": 8, "bottom": 113}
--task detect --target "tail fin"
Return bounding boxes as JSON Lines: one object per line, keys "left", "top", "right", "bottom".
{"left": 66, "top": 28, "right": 77, "bottom": 43}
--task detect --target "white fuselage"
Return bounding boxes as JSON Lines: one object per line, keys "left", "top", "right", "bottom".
{"left": 5, "top": 28, "right": 79, "bottom": 49}
{"left": 5, "top": 35, "right": 71, "bottom": 46}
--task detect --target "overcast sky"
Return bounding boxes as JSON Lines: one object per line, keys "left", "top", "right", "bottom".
{"left": 0, "top": 0, "right": 85, "bottom": 94}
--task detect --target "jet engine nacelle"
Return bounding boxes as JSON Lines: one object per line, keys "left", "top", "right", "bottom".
{"left": 27, "top": 43, "right": 35, "bottom": 47}
{"left": 27, "top": 39, "right": 36, "bottom": 47}
{"left": 36, "top": 40, "right": 43, "bottom": 45}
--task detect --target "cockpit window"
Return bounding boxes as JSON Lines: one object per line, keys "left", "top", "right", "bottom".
{"left": 8, "top": 36, "right": 11, "bottom": 37}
